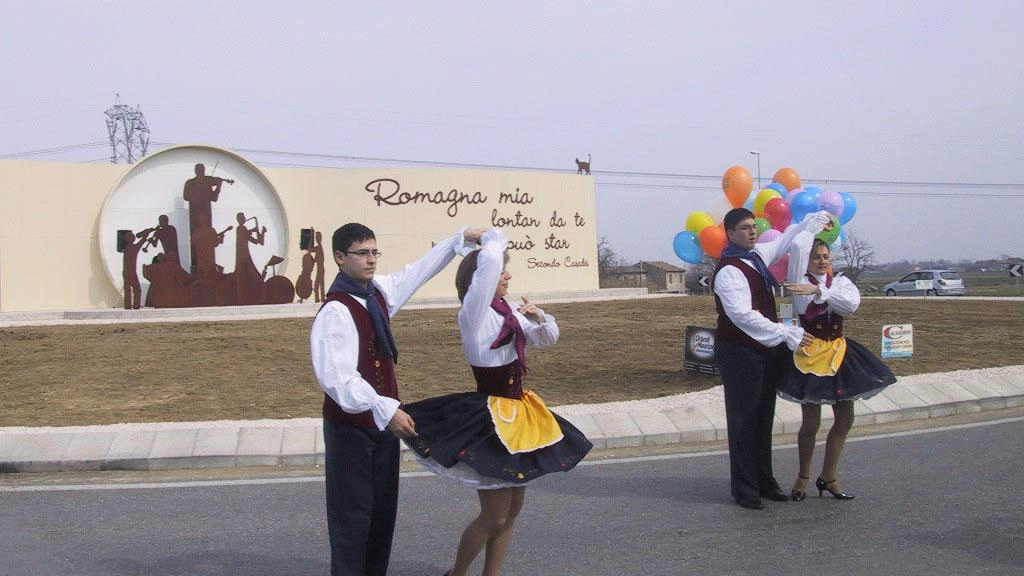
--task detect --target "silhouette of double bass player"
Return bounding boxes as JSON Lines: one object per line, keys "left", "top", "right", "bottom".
{"left": 296, "top": 228, "right": 326, "bottom": 303}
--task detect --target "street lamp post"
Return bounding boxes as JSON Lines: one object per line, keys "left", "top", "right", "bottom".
{"left": 749, "top": 150, "right": 761, "bottom": 190}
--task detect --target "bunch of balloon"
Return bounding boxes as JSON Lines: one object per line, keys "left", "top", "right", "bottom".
{"left": 672, "top": 165, "right": 859, "bottom": 278}
{"left": 758, "top": 168, "right": 857, "bottom": 279}
{"left": 673, "top": 165, "right": 749, "bottom": 264}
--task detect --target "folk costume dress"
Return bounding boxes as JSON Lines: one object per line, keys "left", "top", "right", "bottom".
{"left": 778, "top": 235, "right": 897, "bottom": 404}
{"left": 403, "top": 228, "right": 592, "bottom": 489}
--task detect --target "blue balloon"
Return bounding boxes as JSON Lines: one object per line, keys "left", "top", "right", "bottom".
{"left": 839, "top": 192, "right": 857, "bottom": 224}
{"left": 672, "top": 231, "right": 704, "bottom": 264}
{"left": 789, "top": 191, "right": 818, "bottom": 224}
{"left": 766, "top": 182, "right": 787, "bottom": 195}
{"left": 803, "top": 187, "right": 821, "bottom": 208}
{"left": 743, "top": 189, "right": 757, "bottom": 211}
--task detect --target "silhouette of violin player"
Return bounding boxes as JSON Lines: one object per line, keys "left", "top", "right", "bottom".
{"left": 234, "top": 211, "right": 267, "bottom": 304}
{"left": 184, "top": 162, "right": 233, "bottom": 269}
{"left": 120, "top": 229, "right": 150, "bottom": 310}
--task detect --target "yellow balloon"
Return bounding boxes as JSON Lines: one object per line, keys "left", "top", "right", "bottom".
{"left": 754, "top": 188, "right": 781, "bottom": 217}
{"left": 685, "top": 211, "right": 715, "bottom": 235}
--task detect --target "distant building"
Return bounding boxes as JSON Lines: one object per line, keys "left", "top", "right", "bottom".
{"left": 637, "top": 260, "right": 686, "bottom": 292}
{"left": 600, "top": 260, "right": 687, "bottom": 292}
{"left": 602, "top": 264, "right": 647, "bottom": 288}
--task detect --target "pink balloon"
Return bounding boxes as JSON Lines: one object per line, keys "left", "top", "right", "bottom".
{"left": 818, "top": 190, "right": 845, "bottom": 219}
{"left": 757, "top": 228, "right": 781, "bottom": 244}
{"left": 764, "top": 197, "right": 792, "bottom": 231}
{"left": 769, "top": 254, "right": 789, "bottom": 283}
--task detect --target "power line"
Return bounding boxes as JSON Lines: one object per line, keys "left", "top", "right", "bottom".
{"left": 206, "top": 145, "right": 1024, "bottom": 193}
{"left": 7, "top": 141, "right": 1024, "bottom": 198}
{"left": 0, "top": 141, "right": 108, "bottom": 160}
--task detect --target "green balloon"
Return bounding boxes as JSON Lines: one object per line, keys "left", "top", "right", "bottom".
{"left": 816, "top": 215, "right": 841, "bottom": 245}
{"left": 754, "top": 217, "right": 771, "bottom": 237}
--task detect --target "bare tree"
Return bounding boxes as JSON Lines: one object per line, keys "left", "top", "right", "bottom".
{"left": 834, "top": 228, "right": 875, "bottom": 282}
{"left": 597, "top": 236, "right": 620, "bottom": 272}
{"left": 684, "top": 255, "right": 717, "bottom": 294}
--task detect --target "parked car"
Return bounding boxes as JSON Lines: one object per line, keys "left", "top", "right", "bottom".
{"left": 883, "top": 270, "right": 966, "bottom": 296}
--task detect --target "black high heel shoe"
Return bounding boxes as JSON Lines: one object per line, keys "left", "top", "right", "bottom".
{"left": 791, "top": 475, "right": 810, "bottom": 502}
{"left": 816, "top": 477, "right": 855, "bottom": 500}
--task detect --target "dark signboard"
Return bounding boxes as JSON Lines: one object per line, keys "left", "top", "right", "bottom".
{"left": 684, "top": 325, "right": 718, "bottom": 375}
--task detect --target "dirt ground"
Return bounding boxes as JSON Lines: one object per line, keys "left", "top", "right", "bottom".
{"left": 1, "top": 297, "right": 1022, "bottom": 427}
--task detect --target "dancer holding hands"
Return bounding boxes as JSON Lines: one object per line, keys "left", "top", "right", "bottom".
{"left": 780, "top": 236, "right": 897, "bottom": 501}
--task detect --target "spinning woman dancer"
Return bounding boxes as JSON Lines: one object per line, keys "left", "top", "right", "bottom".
{"left": 404, "top": 227, "right": 592, "bottom": 576}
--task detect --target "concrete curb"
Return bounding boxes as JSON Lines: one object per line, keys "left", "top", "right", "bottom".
{"left": 2, "top": 366, "right": 1021, "bottom": 473}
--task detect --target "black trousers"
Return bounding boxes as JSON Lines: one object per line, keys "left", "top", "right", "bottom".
{"left": 323, "top": 419, "right": 400, "bottom": 576}
{"left": 715, "top": 339, "right": 786, "bottom": 502}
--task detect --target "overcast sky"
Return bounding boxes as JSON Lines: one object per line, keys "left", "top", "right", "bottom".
{"left": 2, "top": 1, "right": 1021, "bottom": 265}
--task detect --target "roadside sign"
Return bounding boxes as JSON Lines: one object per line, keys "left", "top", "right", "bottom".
{"left": 699, "top": 275, "right": 709, "bottom": 287}
{"left": 1011, "top": 264, "right": 1023, "bottom": 278}
{"left": 684, "top": 326, "right": 719, "bottom": 375}
{"left": 881, "top": 324, "right": 914, "bottom": 358}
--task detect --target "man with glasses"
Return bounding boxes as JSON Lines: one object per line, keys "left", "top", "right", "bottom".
{"left": 311, "top": 222, "right": 483, "bottom": 576}
{"left": 712, "top": 207, "right": 831, "bottom": 510}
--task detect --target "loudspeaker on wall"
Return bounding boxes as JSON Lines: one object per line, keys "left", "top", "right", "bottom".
{"left": 116, "top": 229, "right": 131, "bottom": 253}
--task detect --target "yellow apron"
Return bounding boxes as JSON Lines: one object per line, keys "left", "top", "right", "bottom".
{"left": 487, "top": 390, "right": 564, "bottom": 454}
{"left": 794, "top": 336, "right": 847, "bottom": 377}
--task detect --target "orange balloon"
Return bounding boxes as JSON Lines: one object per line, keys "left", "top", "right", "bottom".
{"left": 722, "top": 165, "right": 753, "bottom": 208}
{"left": 699, "top": 225, "right": 728, "bottom": 259}
{"left": 772, "top": 167, "right": 802, "bottom": 191}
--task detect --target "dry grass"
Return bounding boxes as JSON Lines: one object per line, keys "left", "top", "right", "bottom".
{"left": 1, "top": 297, "right": 1021, "bottom": 427}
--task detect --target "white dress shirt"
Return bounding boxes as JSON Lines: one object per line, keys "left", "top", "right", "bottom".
{"left": 785, "top": 225, "right": 861, "bottom": 317}
{"left": 310, "top": 227, "right": 471, "bottom": 430}
{"left": 459, "top": 228, "right": 559, "bottom": 367}
{"left": 713, "top": 211, "right": 830, "bottom": 350}
{"left": 791, "top": 272, "right": 861, "bottom": 317}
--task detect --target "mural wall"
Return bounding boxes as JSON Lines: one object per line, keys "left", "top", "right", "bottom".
{"left": 0, "top": 145, "right": 599, "bottom": 312}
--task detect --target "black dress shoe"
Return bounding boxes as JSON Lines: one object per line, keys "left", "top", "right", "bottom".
{"left": 816, "top": 477, "right": 855, "bottom": 500}
{"left": 736, "top": 496, "right": 764, "bottom": 510}
{"left": 759, "top": 488, "right": 790, "bottom": 502}
{"left": 791, "top": 475, "right": 810, "bottom": 501}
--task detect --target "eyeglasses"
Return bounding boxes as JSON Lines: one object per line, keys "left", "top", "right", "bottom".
{"left": 342, "top": 249, "right": 382, "bottom": 258}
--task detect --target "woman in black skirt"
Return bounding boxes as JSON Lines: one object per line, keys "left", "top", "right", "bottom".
{"left": 780, "top": 238, "right": 896, "bottom": 501}
{"left": 403, "top": 227, "right": 592, "bottom": 576}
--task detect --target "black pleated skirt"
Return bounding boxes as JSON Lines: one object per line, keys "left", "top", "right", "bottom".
{"left": 778, "top": 337, "right": 897, "bottom": 404}
{"left": 403, "top": 391, "right": 593, "bottom": 489}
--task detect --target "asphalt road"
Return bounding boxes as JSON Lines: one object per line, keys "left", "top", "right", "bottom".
{"left": 3, "top": 409, "right": 1022, "bottom": 576}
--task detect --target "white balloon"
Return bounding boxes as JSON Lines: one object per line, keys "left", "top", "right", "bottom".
{"left": 707, "top": 195, "right": 734, "bottom": 224}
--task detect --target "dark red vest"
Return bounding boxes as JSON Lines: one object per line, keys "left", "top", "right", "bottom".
{"left": 713, "top": 257, "right": 778, "bottom": 352}
{"left": 799, "top": 313, "right": 844, "bottom": 340}
{"left": 799, "top": 275, "right": 844, "bottom": 340}
{"left": 471, "top": 362, "right": 524, "bottom": 400}
{"left": 318, "top": 291, "right": 398, "bottom": 429}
